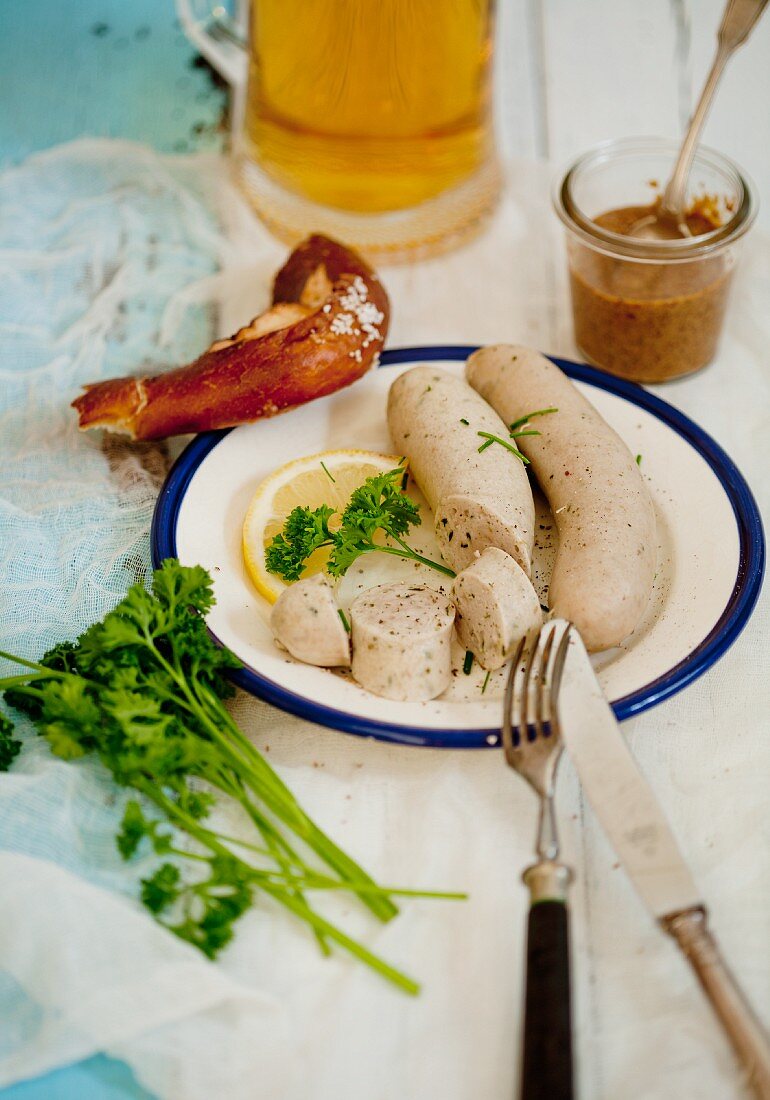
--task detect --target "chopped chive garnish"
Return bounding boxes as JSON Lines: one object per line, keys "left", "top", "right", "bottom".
{"left": 320, "top": 461, "right": 336, "bottom": 483}
{"left": 636, "top": 454, "right": 642, "bottom": 465}
{"left": 481, "top": 670, "right": 491, "bottom": 694}
{"left": 509, "top": 429, "right": 541, "bottom": 438}
{"left": 509, "top": 407, "right": 558, "bottom": 432}
{"left": 338, "top": 608, "right": 351, "bottom": 633}
{"left": 477, "top": 432, "right": 530, "bottom": 464}
{"left": 463, "top": 650, "right": 474, "bottom": 675}
{"left": 460, "top": 418, "right": 469, "bottom": 426}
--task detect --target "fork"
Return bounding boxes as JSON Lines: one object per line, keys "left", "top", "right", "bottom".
{"left": 503, "top": 622, "right": 574, "bottom": 1100}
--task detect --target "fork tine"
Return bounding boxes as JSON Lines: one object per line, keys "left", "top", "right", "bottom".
{"left": 503, "top": 624, "right": 558, "bottom": 758}
{"left": 520, "top": 629, "right": 541, "bottom": 743}
{"left": 502, "top": 634, "right": 528, "bottom": 762}
{"left": 549, "top": 622, "right": 573, "bottom": 708}
{"left": 534, "top": 624, "right": 558, "bottom": 737}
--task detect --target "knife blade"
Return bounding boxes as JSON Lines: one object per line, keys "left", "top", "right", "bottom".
{"left": 551, "top": 621, "right": 770, "bottom": 1097}
{"left": 554, "top": 623, "right": 701, "bottom": 918}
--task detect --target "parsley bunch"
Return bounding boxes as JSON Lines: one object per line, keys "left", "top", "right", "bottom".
{"left": 0, "top": 560, "right": 460, "bottom": 991}
{"left": 265, "top": 467, "right": 456, "bottom": 583}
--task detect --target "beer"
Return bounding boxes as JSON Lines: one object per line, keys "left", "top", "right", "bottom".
{"left": 244, "top": 0, "right": 496, "bottom": 214}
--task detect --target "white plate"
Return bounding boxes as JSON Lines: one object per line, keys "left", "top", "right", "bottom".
{"left": 152, "top": 347, "right": 764, "bottom": 748}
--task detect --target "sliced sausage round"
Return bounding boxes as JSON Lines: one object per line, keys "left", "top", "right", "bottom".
{"left": 453, "top": 547, "right": 543, "bottom": 671}
{"left": 271, "top": 574, "right": 351, "bottom": 667}
{"left": 350, "top": 583, "right": 454, "bottom": 701}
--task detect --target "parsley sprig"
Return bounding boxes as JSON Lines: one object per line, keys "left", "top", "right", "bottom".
{"left": 265, "top": 503, "right": 336, "bottom": 582}
{"left": 0, "top": 560, "right": 462, "bottom": 990}
{"left": 266, "top": 468, "right": 456, "bottom": 583}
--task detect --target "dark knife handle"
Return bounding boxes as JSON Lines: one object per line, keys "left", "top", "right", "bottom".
{"left": 520, "top": 865, "right": 574, "bottom": 1100}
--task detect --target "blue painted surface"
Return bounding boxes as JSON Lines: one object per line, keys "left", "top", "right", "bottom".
{"left": 1, "top": 4, "right": 224, "bottom": 1096}
{"left": 0, "top": 0, "right": 227, "bottom": 166}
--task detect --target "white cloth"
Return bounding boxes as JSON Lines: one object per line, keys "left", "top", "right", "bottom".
{"left": 0, "top": 141, "right": 768, "bottom": 1100}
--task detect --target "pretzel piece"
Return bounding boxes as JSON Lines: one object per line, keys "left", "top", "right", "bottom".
{"left": 72, "top": 235, "right": 390, "bottom": 441}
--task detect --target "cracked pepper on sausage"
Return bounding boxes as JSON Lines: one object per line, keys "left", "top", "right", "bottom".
{"left": 466, "top": 345, "right": 656, "bottom": 651}
{"left": 387, "top": 366, "right": 535, "bottom": 575}
{"left": 349, "top": 583, "right": 454, "bottom": 701}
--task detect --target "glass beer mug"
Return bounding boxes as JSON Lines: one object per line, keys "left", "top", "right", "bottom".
{"left": 177, "top": 0, "right": 501, "bottom": 259}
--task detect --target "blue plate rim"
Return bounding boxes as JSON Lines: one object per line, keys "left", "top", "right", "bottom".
{"left": 151, "top": 345, "right": 765, "bottom": 749}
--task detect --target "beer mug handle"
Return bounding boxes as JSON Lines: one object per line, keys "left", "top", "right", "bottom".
{"left": 175, "top": 0, "right": 248, "bottom": 88}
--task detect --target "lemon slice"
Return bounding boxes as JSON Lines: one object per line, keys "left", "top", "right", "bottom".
{"left": 243, "top": 449, "right": 404, "bottom": 603}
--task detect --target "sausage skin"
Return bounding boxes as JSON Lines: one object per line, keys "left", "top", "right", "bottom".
{"left": 466, "top": 345, "right": 656, "bottom": 651}
{"left": 387, "top": 367, "right": 535, "bottom": 575}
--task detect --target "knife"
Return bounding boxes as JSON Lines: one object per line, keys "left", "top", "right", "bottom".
{"left": 554, "top": 623, "right": 770, "bottom": 1099}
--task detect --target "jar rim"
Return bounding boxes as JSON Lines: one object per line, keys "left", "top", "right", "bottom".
{"left": 553, "top": 137, "right": 757, "bottom": 262}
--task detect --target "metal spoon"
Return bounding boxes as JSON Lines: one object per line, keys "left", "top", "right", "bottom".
{"left": 631, "top": 0, "right": 768, "bottom": 239}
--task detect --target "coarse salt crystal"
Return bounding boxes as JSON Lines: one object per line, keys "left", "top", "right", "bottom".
{"left": 330, "top": 313, "right": 355, "bottom": 336}
{"left": 333, "top": 277, "right": 384, "bottom": 346}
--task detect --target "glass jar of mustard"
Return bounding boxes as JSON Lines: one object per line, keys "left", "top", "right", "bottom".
{"left": 554, "top": 138, "right": 757, "bottom": 383}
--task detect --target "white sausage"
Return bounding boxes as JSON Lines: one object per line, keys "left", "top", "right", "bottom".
{"left": 271, "top": 574, "right": 351, "bottom": 666}
{"left": 466, "top": 345, "right": 656, "bottom": 651}
{"left": 387, "top": 366, "right": 535, "bottom": 575}
{"left": 350, "top": 583, "right": 454, "bottom": 701}
{"left": 453, "top": 547, "right": 543, "bottom": 671}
